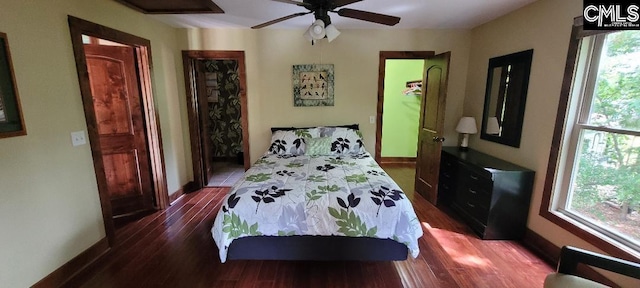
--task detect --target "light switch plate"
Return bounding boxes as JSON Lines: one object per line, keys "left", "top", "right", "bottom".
{"left": 71, "top": 131, "right": 87, "bottom": 146}
{"left": 370, "top": 116, "right": 376, "bottom": 124}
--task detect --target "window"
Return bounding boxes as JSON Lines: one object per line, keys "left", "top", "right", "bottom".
{"left": 543, "top": 21, "right": 640, "bottom": 259}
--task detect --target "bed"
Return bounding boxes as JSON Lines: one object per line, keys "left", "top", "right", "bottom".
{"left": 211, "top": 125, "right": 423, "bottom": 262}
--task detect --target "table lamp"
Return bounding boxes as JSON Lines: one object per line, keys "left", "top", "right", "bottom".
{"left": 456, "top": 117, "right": 477, "bottom": 151}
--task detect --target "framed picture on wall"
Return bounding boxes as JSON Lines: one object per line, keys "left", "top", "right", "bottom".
{"left": 293, "top": 64, "right": 334, "bottom": 106}
{"left": 0, "top": 32, "right": 26, "bottom": 138}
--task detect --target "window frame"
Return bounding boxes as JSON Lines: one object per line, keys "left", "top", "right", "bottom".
{"left": 540, "top": 17, "right": 640, "bottom": 262}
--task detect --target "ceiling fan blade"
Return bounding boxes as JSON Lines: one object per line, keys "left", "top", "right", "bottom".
{"left": 251, "top": 12, "right": 311, "bottom": 29}
{"left": 333, "top": 0, "right": 363, "bottom": 8}
{"left": 271, "top": 0, "right": 312, "bottom": 7}
{"left": 336, "top": 8, "right": 400, "bottom": 26}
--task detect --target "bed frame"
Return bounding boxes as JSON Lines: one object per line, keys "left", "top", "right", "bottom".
{"left": 226, "top": 235, "right": 408, "bottom": 261}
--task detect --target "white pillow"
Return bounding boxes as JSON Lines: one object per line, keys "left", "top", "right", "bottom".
{"left": 321, "top": 127, "right": 365, "bottom": 155}
{"left": 268, "top": 128, "right": 321, "bottom": 155}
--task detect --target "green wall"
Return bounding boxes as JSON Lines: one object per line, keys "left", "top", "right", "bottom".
{"left": 381, "top": 59, "right": 424, "bottom": 157}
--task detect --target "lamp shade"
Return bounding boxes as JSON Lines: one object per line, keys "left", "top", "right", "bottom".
{"left": 456, "top": 117, "right": 478, "bottom": 134}
{"left": 325, "top": 24, "right": 340, "bottom": 42}
{"left": 486, "top": 117, "right": 501, "bottom": 135}
{"left": 303, "top": 20, "right": 326, "bottom": 42}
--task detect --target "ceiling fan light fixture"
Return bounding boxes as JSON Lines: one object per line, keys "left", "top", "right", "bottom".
{"left": 325, "top": 24, "right": 340, "bottom": 42}
{"left": 307, "top": 19, "right": 326, "bottom": 40}
{"left": 303, "top": 28, "right": 314, "bottom": 42}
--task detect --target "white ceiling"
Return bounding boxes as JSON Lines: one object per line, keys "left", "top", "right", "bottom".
{"left": 150, "top": 0, "right": 539, "bottom": 30}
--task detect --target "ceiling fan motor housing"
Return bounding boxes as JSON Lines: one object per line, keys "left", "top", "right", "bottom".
{"left": 252, "top": 0, "right": 400, "bottom": 30}
{"left": 313, "top": 8, "right": 332, "bottom": 25}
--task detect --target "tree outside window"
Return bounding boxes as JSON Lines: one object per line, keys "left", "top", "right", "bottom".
{"left": 560, "top": 30, "right": 640, "bottom": 249}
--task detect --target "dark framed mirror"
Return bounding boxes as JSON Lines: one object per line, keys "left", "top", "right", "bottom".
{"left": 480, "top": 49, "right": 533, "bottom": 148}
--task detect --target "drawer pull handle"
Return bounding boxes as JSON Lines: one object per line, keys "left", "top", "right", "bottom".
{"left": 469, "top": 189, "right": 477, "bottom": 194}
{"left": 467, "top": 202, "right": 475, "bottom": 208}
{"left": 470, "top": 175, "right": 479, "bottom": 180}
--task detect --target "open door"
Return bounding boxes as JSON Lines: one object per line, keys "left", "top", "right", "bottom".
{"left": 415, "top": 52, "right": 450, "bottom": 204}
{"left": 69, "top": 16, "right": 169, "bottom": 245}
{"left": 194, "top": 60, "right": 215, "bottom": 182}
{"left": 84, "top": 44, "right": 156, "bottom": 218}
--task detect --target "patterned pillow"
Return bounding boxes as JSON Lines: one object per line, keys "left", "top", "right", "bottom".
{"left": 304, "top": 137, "right": 332, "bottom": 156}
{"left": 268, "top": 128, "right": 321, "bottom": 155}
{"left": 321, "top": 127, "right": 365, "bottom": 154}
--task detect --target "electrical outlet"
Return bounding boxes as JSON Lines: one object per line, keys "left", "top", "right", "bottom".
{"left": 71, "top": 131, "right": 87, "bottom": 146}
{"left": 370, "top": 116, "right": 376, "bottom": 124}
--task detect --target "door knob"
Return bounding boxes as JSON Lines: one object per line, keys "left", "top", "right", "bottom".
{"left": 432, "top": 137, "right": 445, "bottom": 142}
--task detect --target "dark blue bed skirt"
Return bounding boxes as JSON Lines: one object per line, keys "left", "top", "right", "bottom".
{"left": 226, "top": 235, "right": 409, "bottom": 261}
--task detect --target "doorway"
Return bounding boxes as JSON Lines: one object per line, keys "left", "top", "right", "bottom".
{"left": 375, "top": 51, "right": 434, "bottom": 164}
{"left": 375, "top": 51, "right": 450, "bottom": 205}
{"left": 68, "top": 16, "right": 168, "bottom": 246}
{"left": 380, "top": 59, "right": 425, "bottom": 163}
{"left": 182, "top": 51, "right": 250, "bottom": 189}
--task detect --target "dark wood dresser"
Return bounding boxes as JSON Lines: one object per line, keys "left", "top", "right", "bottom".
{"left": 438, "top": 147, "right": 535, "bottom": 239}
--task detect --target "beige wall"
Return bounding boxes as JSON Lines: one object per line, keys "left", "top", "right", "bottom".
{"left": 2, "top": 0, "right": 629, "bottom": 286}
{"left": 464, "top": 0, "right": 635, "bottom": 285}
{"left": 0, "top": 0, "right": 188, "bottom": 287}
{"left": 180, "top": 28, "right": 471, "bottom": 162}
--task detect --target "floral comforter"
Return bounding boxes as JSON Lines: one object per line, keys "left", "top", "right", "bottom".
{"left": 211, "top": 152, "right": 423, "bottom": 262}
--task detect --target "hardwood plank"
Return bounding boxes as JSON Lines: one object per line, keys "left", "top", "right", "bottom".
{"left": 75, "top": 189, "right": 220, "bottom": 286}
{"left": 273, "top": 262, "right": 296, "bottom": 288}
{"left": 114, "top": 188, "right": 192, "bottom": 244}
{"left": 136, "top": 190, "right": 224, "bottom": 286}
{"left": 72, "top": 169, "right": 555, "bottom": 288}
{"left": 66, "top": 192, "right": 203, "bottom": 287}
{"left": 235, "top": 261, "right": 263, "bottom": 288}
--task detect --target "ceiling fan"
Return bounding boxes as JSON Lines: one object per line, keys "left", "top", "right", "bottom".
{"left": 251, "top": 0, "right": 401, "bottom": 29}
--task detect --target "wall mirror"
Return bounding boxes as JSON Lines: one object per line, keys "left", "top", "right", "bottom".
{"left": 480, "top": 49, "right": 533, "bottom": 148}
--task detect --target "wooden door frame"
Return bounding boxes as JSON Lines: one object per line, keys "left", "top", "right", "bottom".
{"left": 375, "top": 51, "right": 434, "bottom": 163}
{"left": 68, "top": 16, "right": 169, "bottom": 246}
{"left": 182, "top": 50, "right": 250, "bottom": 189}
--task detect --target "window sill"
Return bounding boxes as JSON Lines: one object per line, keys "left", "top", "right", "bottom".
{"left": 540, "top": 208, "right": 640, "bottom": 262}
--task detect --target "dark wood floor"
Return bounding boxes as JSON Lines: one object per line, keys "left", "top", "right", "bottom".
{"left": 70, "top": 165, "right": 553, "bottom": 288}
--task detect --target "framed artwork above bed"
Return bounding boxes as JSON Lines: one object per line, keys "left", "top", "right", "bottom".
{"left": 292, "top": 64, "right": 334, "bottom": 107}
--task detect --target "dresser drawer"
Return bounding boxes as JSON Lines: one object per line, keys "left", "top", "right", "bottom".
{"left": 438, "top": 154, "right": 459, "bottom": 204}
{"left": 439, "top": 154, "right": 458, "bottom": 181}
{"left": 438, "top": 180, "right": 456, "bottom": 194}
{"left": 459, "top": 164, "right": 492, "bottom": 189}
{"left": 454, "top": 186, "right": 490, "bottom": 223}
{"left": 458, "top": 200, "right": 489, "bottom": 224}
{"left": 454, "top": 164, "right": 493, "bottom": 224}
{"left": 460, "top": 181, "right": 492, "bottom": 206}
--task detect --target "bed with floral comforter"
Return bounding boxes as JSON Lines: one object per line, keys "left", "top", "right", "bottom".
{"left": 211, "top": 146, "right": 423, "bottom": 263}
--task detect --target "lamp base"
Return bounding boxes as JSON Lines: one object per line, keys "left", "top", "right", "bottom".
{"left": 459, "top": 133, "right": 470, "bottom": 151}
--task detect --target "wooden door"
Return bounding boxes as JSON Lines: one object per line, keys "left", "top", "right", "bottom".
{"left": 84, "top": 44, "right": 155, "bottom": 217}
{"left": 195, "top": 60, "right": 215, "bottom": 183}
{"left": 415, "top": 52, "right": 451, "bottom": 204}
